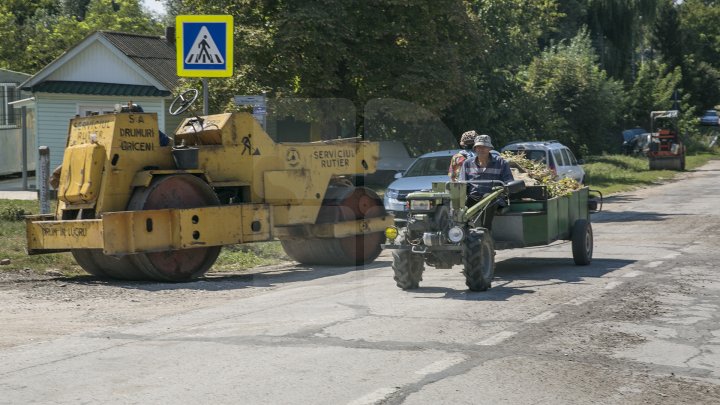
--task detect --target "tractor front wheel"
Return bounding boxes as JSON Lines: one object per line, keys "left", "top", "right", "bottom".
{"left": 463, "top": 229, "right": 495, "bottom": 291}
{"left": 392, "top": 249, "right": 424, "bottom": 290}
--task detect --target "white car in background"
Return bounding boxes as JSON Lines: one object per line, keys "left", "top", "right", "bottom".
{"left": 383, "top": 149, "right": 460, "bottom": 221}
{"left": 500, "top": 140, "right": 585, "bottom": 183}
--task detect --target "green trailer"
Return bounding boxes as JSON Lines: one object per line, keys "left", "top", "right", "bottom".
{"left": 382, "top": 180, "right": 601, "bottom": 291}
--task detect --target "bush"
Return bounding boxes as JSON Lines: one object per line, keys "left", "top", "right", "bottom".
{"left": 0, "top": 205, "right": 29, "bottom": 221}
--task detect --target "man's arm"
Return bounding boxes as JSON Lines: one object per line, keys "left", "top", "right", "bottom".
{"left": 500, "top": 159, "right": 514, "bottom": 182}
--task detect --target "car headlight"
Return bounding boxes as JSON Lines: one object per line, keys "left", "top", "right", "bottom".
{"left": 409, "top": 200, "right": 432, "bottom": 211}
{"left": 447, "top": 226, "right": 464, "bottom": 243}
{"left": 385, "top": 189, "right": 399, "bottom": 199}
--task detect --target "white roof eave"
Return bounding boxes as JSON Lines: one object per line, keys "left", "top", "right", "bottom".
{"left": 8, "top": 97, "right": 36, "bottom": 108}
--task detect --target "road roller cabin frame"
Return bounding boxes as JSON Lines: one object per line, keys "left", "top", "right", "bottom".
{"left": 25, "top": 108, "right": 392, "bottom": 281}
{"left": 382, "top": 180, "right": 600, "bottom": 291}
{"left": 647, "top": 110, "right": 686, "bottom": 171}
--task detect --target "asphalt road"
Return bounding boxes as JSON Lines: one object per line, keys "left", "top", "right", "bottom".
{"left": 1, "top": 162, "right": 720, "bottom": 404}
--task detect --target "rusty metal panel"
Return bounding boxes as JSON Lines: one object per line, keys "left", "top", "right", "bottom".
{"left": 240, "top": 204, "right": 272, "bottom": 242}
{"left": 274, "top": 215, "right": 392, "bottom": 240}
{"left": 101, "top": 204, "right": 272, "bottom": 255}
{"left": 26, "top": 218, "right": 103, "bottom": 253}
{"left": 102, "top": 209, "right": 176, "bottom": 254}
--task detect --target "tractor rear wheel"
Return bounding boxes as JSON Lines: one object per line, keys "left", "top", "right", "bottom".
{"left": 392, "top": 249, "right": 424, "bottom": 290}
{"left": 463, "top": 229, "right": 495, "bottom": 291}
{"left": 128, "top": 174, "right": 221, "bottom": 281}
{"left": 281, "top": 186, "right": 386, "bottom": 266}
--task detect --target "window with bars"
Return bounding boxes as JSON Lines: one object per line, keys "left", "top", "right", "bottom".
{"left": 0, "top": 84, "right": 21, "bottom": 128}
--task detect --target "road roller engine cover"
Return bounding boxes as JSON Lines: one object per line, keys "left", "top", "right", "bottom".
{"left": 25, "top": 99, "right": 392, "bottom": 281}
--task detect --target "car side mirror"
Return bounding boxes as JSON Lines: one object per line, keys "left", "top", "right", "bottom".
{"left": 394, "top": 172, "right": 403, "bottom": 179}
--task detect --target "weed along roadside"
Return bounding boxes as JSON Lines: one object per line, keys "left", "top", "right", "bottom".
{"left": 1, "top": 152, "right": 718, "bottom": 278}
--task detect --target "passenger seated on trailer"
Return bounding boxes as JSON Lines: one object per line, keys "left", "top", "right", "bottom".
{"left": 460, "top": 134, "right": 514, "bottom": 230}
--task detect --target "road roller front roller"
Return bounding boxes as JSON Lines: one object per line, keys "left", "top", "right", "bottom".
{"left": 26, "top": 99, "right": 392, "bottom": 281}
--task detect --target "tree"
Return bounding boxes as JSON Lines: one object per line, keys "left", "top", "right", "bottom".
{"left": 0, "top": 0, "right": 163, "bottom": 74}
{"left": 520, "top": 30, "right": 625, "bottom": 155}
{"left": 677, "top": 0, "right": 720, "bottom": 110}
{"left": 625, "top": 61, "right": 681, "bottom": 127}
{"left": 84, "top": 0, "right": 163, "bottom": 33}
{"left": 175, "top": 0, "right": 480, "bottom": 132}
{"left": 444, "top": 0, "right": 560, "bottom": 146}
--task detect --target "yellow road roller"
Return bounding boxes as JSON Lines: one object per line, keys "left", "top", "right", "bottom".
{"left": 25, "top": 93, "right": 392, "bottom": 281}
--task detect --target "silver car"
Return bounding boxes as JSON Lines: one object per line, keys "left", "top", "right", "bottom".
{"left": 383, "top": 149, "right": 463, "bottom": 221}
{"left": 500, "top": 140, "right": 585, "bottom": 183}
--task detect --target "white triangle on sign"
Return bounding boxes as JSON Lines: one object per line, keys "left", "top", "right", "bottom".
{"left": 185, "top": 26, "right": 225, "bottom": 64}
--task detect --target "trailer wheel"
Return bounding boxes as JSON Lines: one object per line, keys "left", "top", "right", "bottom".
{"left": 392, "top": 249, "right": 424, "bottom": 290}
{"left": 463, "top": 229, "right": 495, "bottom": 292}
{"left": 572, "top": 219, "right": 593, "bottom": 265}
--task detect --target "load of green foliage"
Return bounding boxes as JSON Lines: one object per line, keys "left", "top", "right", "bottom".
{"left": 500, "top": 151, "right": 581, "bottom": 198}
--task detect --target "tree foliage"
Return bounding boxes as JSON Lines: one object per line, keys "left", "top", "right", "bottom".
{"left": 1, "top": 0, "right": 719, "bottom": 156}
{"left": 0, "top": 0, "right": 163, "bottom": 73}
{"left": 521, "top": 30, "right": 624, "bottom": 155}
{"left": 625, "top": 61, "right": 681, "bottom": 128}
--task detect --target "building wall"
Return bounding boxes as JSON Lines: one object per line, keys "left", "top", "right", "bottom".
{"left": 0, "top": 69, "right": 33, "bottom": 175}
{"left": 48, "top": 41, "right": 151, "bottom": 85}
{"left": 35, "top": 93, "right": 164, "bottom": 169}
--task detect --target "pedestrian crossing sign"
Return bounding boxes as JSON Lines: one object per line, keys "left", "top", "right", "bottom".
{"left": 176, "top": 15, "right": 233, "bottom": 77}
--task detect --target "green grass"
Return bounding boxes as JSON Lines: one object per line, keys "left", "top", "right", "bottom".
{"left": 212, "top": 242, "right": 289, "bottom": 272}
{"left": 0, "top": 199, "right": 81, "bottom": 275}
{"left": 583, "top": 152, "right": 719, "bottom": 195}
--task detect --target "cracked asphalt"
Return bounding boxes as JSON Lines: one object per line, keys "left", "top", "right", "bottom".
{"left": 1, "top": 161, "right": 720, "bottom": 404}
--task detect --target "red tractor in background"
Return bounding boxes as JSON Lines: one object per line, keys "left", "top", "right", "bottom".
{"left": 648, "top": 110, "right": 685, "bottom": 171}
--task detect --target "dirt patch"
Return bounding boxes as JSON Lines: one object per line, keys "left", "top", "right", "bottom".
{"left": 0, "top": 266, "right": 289, "bottom": 348}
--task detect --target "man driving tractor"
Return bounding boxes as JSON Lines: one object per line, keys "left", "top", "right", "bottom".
{"left": 460, "top": 134, "right": 513, "bottom": 229}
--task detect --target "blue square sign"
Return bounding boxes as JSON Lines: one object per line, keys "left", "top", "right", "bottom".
{"left": 176, "top": 15, "right": 233, "bottom": 77}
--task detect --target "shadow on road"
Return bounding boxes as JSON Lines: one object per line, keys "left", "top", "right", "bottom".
{"left": 406, "top": 257, "right": 634, "bottom": 301}
{"left": 52, "top": 259, "right": 393, "bottom": 292}
{"left": 496, "top": 257, "right": 632, "bottom": 283}
{"left": 406, "top": 284, "right": 536, "bottom": 301}
{"left": 592, "top": 210, "right": 693, "bottom": 223}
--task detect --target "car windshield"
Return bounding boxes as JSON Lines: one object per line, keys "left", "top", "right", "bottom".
{"left": 404, "top": 156, "right": 452, "bottom": 177}
{"left": 704, "top": 111, "right": 717, "bottom": 117}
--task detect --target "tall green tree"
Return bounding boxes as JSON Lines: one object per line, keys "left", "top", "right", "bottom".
{"left": 651, "top": 0, "right": 720, "bottom": 111}
{"left": 550, "top": 0, "right": 659, "bottom": 82}
{"left": 625, "top": 60, "right": 681, "bottom": 127}
{"left": 444, "top": 0, "right": 560, "bottom": 145}
{"left": 177, "top": 0, "right": 480, "bottom": 127}
{"left": 0, "top": 0, "right": 163, "bottom": 74}
{"left": 520, "top": 30, "right": 625, "bottom": 155}
{"left": 678, "top": 0, "right": 720, "bottom": 110}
